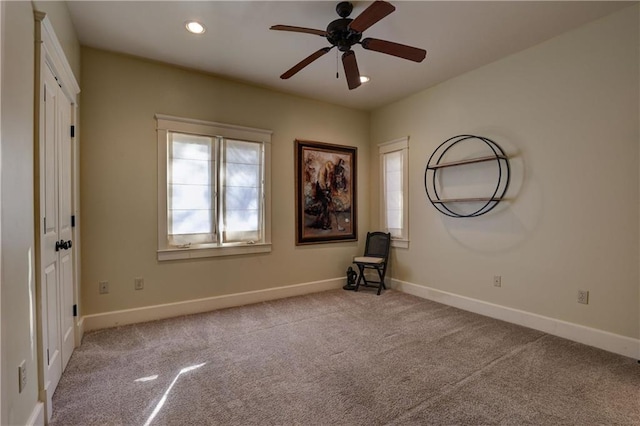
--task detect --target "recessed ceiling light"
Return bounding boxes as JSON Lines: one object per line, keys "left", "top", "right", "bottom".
{"left": 185, "top": 21, "right": 205, "bottom": 34}
{"left": 360, "top": 75, "right": 371, "bottom": 83}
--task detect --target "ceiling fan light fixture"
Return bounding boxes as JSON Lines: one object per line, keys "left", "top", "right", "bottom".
{"left": 185, "top": 21, "right": 205, "bottom": 34}
{"left": 359, "top": 75, "right": 370, "bottom": 83}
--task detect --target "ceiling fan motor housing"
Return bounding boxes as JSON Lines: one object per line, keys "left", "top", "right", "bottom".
{"left": 326, "top": 18, "right": 362, "bottom": 51}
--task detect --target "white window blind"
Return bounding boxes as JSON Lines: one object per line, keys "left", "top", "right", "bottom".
{"left": 383, "top": 150, "right": 403, "bottom": 238}
{"left": 168, "top": 132, "right": 215, "bottom": 246}
{"left": 379, "top": 137, "right": 409, "bottom": 247}
{"left": 221, "top": 139, "right": 263, "bottom": 243}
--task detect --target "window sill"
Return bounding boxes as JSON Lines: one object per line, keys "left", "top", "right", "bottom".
{"left": 391, "top": 239, "right": 409, "bottom": 249}
{"left": 157, "top": 243, "right": 272, "bottom": 261}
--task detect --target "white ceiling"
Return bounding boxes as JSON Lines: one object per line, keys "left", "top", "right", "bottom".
{"left": 67, "top": 1, "right": 632, "bottom": 111}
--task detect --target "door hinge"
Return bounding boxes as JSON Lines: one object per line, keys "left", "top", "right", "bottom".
{"left": 47, "top": 349, "right": 50, "bottom": 365}
{"left": 71, "top": 215, "right": 75, "bottom": 228}
{"left": 44, "top": 217, "right": 46, "bottom": 230}
{"left": 70, "top": 125, "right": 75, "bottom": 138}
{"left": 73, "top": 304, "right": 78, "bottom": 317}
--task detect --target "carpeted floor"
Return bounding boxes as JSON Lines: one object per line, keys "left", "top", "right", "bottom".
{"left": 50, "top": 289, "right": 640, "bottom": 425}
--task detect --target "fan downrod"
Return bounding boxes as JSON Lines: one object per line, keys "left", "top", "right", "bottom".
{"left": 335, "top": 1, "right": 353, "bottom": 18}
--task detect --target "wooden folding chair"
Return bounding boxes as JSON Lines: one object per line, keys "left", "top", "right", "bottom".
{"left": 353, "top": 232, "right": 391, "bottom": 295}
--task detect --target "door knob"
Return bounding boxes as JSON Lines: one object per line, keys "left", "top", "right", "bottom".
{"left": 55, "top": 240, "right": 72, "bottom": 251}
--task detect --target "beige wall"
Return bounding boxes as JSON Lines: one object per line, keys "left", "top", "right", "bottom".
{"left": 80, "top": 48, "right": 370, "bottom": 315}
{"left": 371, "top": 5, "right": 639, "bottom": 339}
{"left": 1, "top": 2, "right": 38, "bottom": 424}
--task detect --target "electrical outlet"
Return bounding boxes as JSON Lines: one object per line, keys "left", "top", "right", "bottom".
{"left": 99, "top": 280, "right": 109, "bottom": 294}
{"left": 134, "top": 277, "right": 144, "bottom": 290}
{"left": 577, "top": 290, "right": 589, "bottom": 305}
{"left": 18, "top": 360, "right": 26, "bottom": 393}
{"left": 493, "top": 276, "right": 502, "bottom": 287}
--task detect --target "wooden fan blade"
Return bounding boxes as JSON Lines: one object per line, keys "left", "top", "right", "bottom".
{"left": 270, "top": 25, "right": 327, "bottom": 37}
{"left": 281, "top": 47, "right": 333, "bottom": 79}
{"left": 361, "top": 38, "right": 426, "bottom": 62}
{"left": 348, "top": 1, "right": 395, "bottom": 33}
{"left": 342, "top": 51, "right": 361, "bottom": 90}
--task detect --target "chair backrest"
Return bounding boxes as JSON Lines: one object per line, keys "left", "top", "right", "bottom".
{"left": 363, "top": 232, "right": 391, "bottom": 261}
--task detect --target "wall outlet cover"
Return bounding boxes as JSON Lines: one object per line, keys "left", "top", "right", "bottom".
{"left": 578, "top": 290, "right": 589, "bottom": 305}
{"left": 493, "top": 276, "right": 502, "bottom": 287}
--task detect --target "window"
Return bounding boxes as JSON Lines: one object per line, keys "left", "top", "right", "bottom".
{"left": 156, "top": 114, "right": 271, "bottom": 260}
{"left": 379, "top": 137, "right": 409, "bottom": 248}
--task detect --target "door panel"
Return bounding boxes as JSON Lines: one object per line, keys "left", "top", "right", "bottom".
{"left": 58, "top": 89, "right": 74, "bottom": 370}
{"left": 44, "top": 263, "right": 61, "bottom": 393}
{"left": 60, "top": 251, "right": 74, "bottom": 369}
{"left": 44, "top": 66, "right": 58, "bottom": 237}
{"left": 42, "top": 65, "right": 63, "bottom": 395}
{"left": 58, "top": 93, "right": 72, "bottom": 237}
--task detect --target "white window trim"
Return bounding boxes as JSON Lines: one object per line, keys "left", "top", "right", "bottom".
{"left": 379, "top": 137, "right": 409, "bottom": 249}
{"left": 156, "top": 114, "right": 272, "bottom": 261}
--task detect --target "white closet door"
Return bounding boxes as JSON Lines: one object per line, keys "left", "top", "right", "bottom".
{"left": 41, "top": 63, "right": 63, "bottom": 395}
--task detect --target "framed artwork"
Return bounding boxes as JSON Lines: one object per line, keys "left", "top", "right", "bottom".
{"left": 295, "top": 140, "right": 357, "bottom": 245}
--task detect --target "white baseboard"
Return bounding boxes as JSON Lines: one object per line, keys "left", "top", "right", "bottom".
{"left": 391, "top": 279, "right": 640, "bottom": 359}
{"left": 26, "top": 402, "right": 44, "bottom": 426}
{"left": 82, "top": 277, "right": 343, "bottom": 332}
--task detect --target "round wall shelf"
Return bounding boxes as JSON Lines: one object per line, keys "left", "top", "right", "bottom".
{"left": 424, "top": 135, "right": 510, "bottom": 218}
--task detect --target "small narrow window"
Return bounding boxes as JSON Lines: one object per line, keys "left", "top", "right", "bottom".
{"left": 379, "top": 137, "right": 409, "bottom": 248}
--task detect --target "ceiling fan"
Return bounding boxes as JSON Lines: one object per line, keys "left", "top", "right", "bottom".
{"left": 270, "top": 0, "right": 427, "bottom": 90}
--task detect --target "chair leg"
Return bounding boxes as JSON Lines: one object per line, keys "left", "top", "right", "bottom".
{"left": 376, "top": 267, "right": 386, "bottom": 295}
{"left": 354, "top": 264, "right": 387, "bottom": 295}
{"left": 354, "top": 264, "right": 365, "bottom": 292}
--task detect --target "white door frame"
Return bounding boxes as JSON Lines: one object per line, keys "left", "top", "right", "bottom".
{"left": 34, "top": 11, "right": 80, "bottom": 422}
{"left": 71, "top": 86, "right": 82, "bottom": 345}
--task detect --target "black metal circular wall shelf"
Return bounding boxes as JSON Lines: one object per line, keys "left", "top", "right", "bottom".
{"left": 424, "top": 135, "right": 510, "bottom": 218}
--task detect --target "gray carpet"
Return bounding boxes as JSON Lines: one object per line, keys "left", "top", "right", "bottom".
{"left": 50, "top": 289, "right": 640, "bottom": 425}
